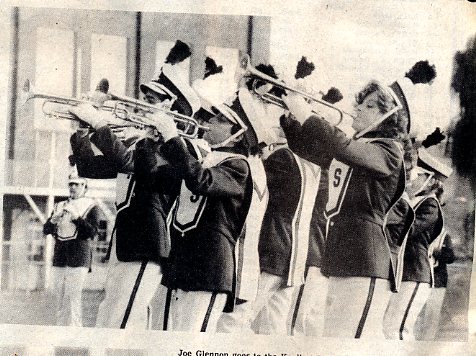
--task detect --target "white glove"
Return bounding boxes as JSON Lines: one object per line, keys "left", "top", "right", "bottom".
{"left": 282, "top": 92, "right": 313, "bottom": 124}
{"left": 151, "top": 112, "right": 179, "bottom": 142}
{"left": 69, "top": 103, "right": 108, "bottom": 129}
{"left": 81, "top": 90, "right": 110, "bottom": 108}
{"left": 50, "top": 213, "right": 62, "bottom": 225}
{"left": 50, "top": 204, "right": 64, "bottom": 224}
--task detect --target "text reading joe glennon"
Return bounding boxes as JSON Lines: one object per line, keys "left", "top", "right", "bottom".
{"left": 179, "top": 351, "right": 245, "bottom": 356}
{"left": 179, "top": 350, "right": 288, "bottom": 356}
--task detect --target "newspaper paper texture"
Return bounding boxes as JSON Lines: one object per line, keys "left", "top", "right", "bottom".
{"left": 0, "top": 0, "right": 475, "bottom": 355}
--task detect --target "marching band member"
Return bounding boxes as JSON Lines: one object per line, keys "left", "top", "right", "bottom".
{"left": 419, "top": 233, "right": 455, "bottom": 340}
{"left": 383, "top": 137, "right": 416, "bottom": 295}
{"left": 43, "top": 170, "right": 100, "bottom": 326}
{"left": 153, "top": 103, "right": 254, "bottom": 333}
{"left": 291, "top": 88, "right": 343, "bottom": 337}
{"left": 216, "top": 61, "right": 321, "bottom": 335}
{"left": 280, "top": 80, "right": 408, "bottom": 339}
{"left": 290, "top": 173, "right": 329, "bottom": 337}
{"left": 253, "top": 143, "right": 320, "bottom": 335}
{"left": 384, "top": 148, "right": 452, "bottom": 340}
{"left": 69, "top": 40, "right": 199, "bottom": 329}
{"left": 215, "top": 88, "right": 276, "bottom": 333}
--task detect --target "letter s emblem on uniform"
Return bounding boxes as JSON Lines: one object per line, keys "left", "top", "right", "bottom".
{"left": 333, "top": 168, "right": 342, "bottom": 187}
{"left": 325, "top": 160, "right": 353, "bottom": 219}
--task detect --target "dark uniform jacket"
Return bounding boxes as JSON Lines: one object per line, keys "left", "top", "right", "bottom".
{"left": 306, "top": 169, "right": 329, "bottom": 268}
{"left": 281, "top": 115, "right": 405, "bottom": 280}
{"left": 159, "top": 137, "right": 253, "bottom": 305}
{"left": 259, "top": 148, "right": 302, "bottom": 278}
{"left": 385, "top": 196, "right": 415, "bottom": 291}
{"left": 70, "top": 127, "right": 180, "bottom": 264}
{"left": 43, "top": 203, "right": 99, "bottom": 268}
{"left": 258, "top": 147, "right": 320, "bottom": 286}
{"left": 402, "top": 196, "right": 443, "bottom": 284}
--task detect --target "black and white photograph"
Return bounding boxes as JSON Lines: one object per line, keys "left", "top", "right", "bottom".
{"left": 0, "top": 1, "right": 475, "bottom": 355}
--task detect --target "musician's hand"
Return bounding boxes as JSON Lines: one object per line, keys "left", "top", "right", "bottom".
{"left": 282, "top": 92, "right": 313, "bottom": 124}
{"left": 152, "top": 113, "right": 178, "bottom": 142}
{"left": 50, "top": 214, "right": 61, "bottom": 225}
{"left": 62, "top": 205, "right": 79, "bottom": 220}
{"left": 69, "top": 103, "right": 108, "bottom": 130}
{"left": 50, "top": 207, "right": 64, "bottom": 224}
{"left": 81, "top": 90, "right": 110, "bottom": 108}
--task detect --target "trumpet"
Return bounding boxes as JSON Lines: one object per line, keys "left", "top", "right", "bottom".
{"left": 22, "top": 80, "right": 209, "bottom": 139}
{"left": 238, "top": 55, "right": 355, "bottom": 126}
{"left": 22, "top": 79, "right": 132, "bottom": 127}
{"left": 106, "top": 92, "right": 209, "bottom": 139}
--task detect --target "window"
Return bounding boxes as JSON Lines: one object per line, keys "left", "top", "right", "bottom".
{"left": 34, "top": 27, "right": 75, "bottom": 131}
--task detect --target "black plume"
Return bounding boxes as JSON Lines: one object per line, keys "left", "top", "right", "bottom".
{"left": 322, "top": 87, "right": 343, "bottom": 104}
{"left": 203, "top": 57, "right": 223, "bottom": 79}
{"left": 405, "top": 61, "right": 437, "bottom": 84}
{"left": 421, "top": 128, "right": 446, "bottom": 148}
{"left": 295, "top": 56, "right": 315, "bottom": 79}
{"left": 95, "top": 78, "right": 109, "bottom": 93}
{"left": 165, "top": 40, "right": 192, "bottom": 65}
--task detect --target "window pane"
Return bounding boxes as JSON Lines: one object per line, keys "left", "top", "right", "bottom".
{"left": 90, "top": 33, "right": 128, "bottom": 95}
{"left": 34, "top": 27, "right": 75, "bottom": 131}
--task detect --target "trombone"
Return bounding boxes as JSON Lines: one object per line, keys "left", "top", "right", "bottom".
{"left": 238, "top": 55, "right": 355, "bottom": 126}
{"left": 22, "top": 80, "right": 209, "bottom": 139}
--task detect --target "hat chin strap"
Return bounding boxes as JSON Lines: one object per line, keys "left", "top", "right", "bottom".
{"left": 353, "top": 105, "right": 401, "bottom": 139}
{"left": 413, "top": 174, "right": 434, "bottom": 196}
{"left": 209, "top": 127, "right": 247, "bottom": 149}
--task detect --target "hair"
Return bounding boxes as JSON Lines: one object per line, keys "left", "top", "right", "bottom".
{"left": 355, "top": 80, "right": 409, "bottom": 141}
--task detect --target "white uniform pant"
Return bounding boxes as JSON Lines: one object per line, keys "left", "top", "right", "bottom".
{"left": 323, "top": 276, "right": 392, "bottom": 339}
{"left": 146, "top": 284, "right": 170, "bottom": 330}
{"left": 292, "top": 267, "right": 328, "bottom": 337}
{"left": 221, "top": 272, "right": 295, "bottom": 335}
{"left": 216, "top": 300, "right": 255, "bottom": 334}
{"left": 383, "top": 281, "right": 431, "bottom": 340}
{"left": 418, "top": 287, "right": 446, "bottom": 340}
{"left": 95, "top": 246, "right": 162, "bottom": 329}
{"left": 164, "top": 289, "right": 227, "bottom": 333}
{"left": 52, "top": 266, "right": 89, "bottom": 327}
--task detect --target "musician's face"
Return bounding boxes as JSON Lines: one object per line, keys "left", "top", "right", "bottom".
{"left": 68, "top": 182, "right": 86, "bottom": 199}
{"left": 352, "top": 92, "right": 382, "bottom": 132}
{"left": 142, "top": 90, "right": 172, "bottom": 106}
{"left": 203, "top": 113, "right": 236, "bottom": 146}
